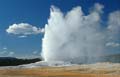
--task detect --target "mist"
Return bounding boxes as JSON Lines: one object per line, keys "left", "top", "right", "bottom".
{"left": 41, "top": 3, "right": 120, "bottom": 64}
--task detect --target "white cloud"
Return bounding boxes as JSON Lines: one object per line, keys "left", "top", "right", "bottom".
{"left": 3, "top": 47, "right": 7, "bottom": 50}
{"left": 18, "top": 35, "right": 27, "bottom": 38}
{"left": 0, "top": 47, "right": 8, "bottom": 55}
{"left": 8, "top": 52, "right": 15, "bottom": 56}
{"left": 93, "top": 3, "right": 104, "bottom": 13}
{"left": 33, "top": 51, "right": 38, "bottom": 55}
{"left": 0, "top": 51, "right": 7, "bottom": 55}
{"left": 106, "top": 42, "right": 120, "bottom": 47}
{"left": 6, "top": 23, "right": 44, "bottom": 37}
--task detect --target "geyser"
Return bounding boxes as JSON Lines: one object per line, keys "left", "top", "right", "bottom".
{"left": 42, "top": 3, "right": 120, "bottom": 64}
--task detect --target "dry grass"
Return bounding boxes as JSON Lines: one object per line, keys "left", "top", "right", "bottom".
{"left": 0, "top": 65, "right": 120, "bottom": 77}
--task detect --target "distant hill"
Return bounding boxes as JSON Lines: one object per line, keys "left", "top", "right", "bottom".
{"left": 0, "top": 57, "right": 41, "bottom": 66}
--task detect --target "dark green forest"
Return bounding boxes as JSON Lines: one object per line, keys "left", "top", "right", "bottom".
{"left": 0, "top": 57, "right": 41, "bottom": 66}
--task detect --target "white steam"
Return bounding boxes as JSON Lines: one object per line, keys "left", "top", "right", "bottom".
{"left": 42, "top": 3, "right": 120, "bottom": 64}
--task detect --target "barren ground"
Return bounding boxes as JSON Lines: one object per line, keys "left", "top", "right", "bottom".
{"left": 0, "top": 63, "right": 120, "bottom": 77}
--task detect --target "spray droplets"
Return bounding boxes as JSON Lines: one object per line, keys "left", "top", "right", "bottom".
{"left": 42, "top": 3, "right": 120, "bottom": 64}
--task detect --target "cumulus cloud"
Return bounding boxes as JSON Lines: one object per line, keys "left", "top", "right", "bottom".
{"left": 3, "top": 47, "right": 7, "bottom": 50}
{"left": 91, "top": 3, "right": 104, "bottom": 13}
{"left": 33, "top": 51, "right": 38, "bottom": 55}
{"left": 0, "top": 51, "right": 7, "bottom": 55}
{"left": 106, "top": 42, "right": 120, "bottom": 47}
{"left": 41, "top": 3, "right": 120, "bottom": 64}
{"left": 6, "top": 23, "right": 44, "bottom": 37}
{"left": 0, "top": 47, "right": 7, "bottom": 55}
{"left": 0, "top": 46, "right": 15, "bottom": 57}
{"left": 8, "top": 52, "right": 15, "bottom": 56}
{"left": 0, "top": 51, "right": 15, "bottom": 57}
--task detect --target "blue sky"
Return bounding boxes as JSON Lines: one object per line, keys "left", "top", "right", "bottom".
{"left": 0, "top": 0, "right": 120, "bottom": 58}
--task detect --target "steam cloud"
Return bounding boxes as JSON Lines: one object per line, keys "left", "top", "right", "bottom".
{"left": 42, "top": 3, "right": 120, "bottom": 64}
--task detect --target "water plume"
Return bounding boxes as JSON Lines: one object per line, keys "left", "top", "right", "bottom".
{"left": 41, "top": 3, "right": 120, "bottom": 64}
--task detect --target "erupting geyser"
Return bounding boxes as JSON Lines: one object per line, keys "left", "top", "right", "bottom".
{"left": 41, "top": 3, "right": 120, "bottom": 64}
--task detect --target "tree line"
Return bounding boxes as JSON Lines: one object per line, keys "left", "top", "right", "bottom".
{"left": 0, "top": 57, "right": 41, "bottom": 66}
